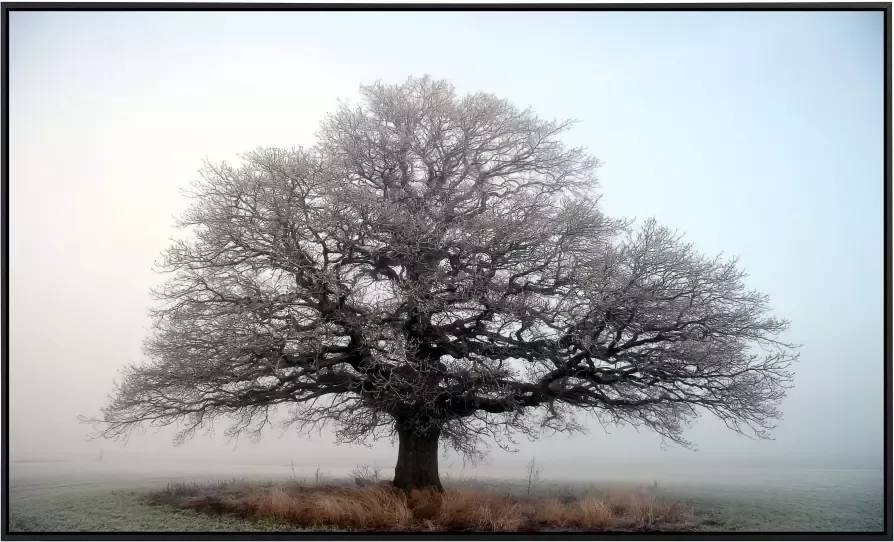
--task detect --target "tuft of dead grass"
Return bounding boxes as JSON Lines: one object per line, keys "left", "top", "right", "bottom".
{"left": 148, "top": 481, "right": 701, "bottom": 532}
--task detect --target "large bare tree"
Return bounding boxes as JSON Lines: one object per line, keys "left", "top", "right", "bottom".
{"left": 86, "top": 77, "right": 797, "bottom": 492}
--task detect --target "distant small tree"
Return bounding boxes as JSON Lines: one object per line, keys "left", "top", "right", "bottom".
{"left": 83, "top": 76, "right": 797, "bottom": 493}
{"left": 526, "top": 457, "right": 542, "bottom": 496}
{"left": 352, "top": 464, "right": 382, "bottom": 486}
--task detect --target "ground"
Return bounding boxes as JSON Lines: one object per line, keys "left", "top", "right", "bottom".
{"left": 9, "top": 491, "right": 287, "bottom": 532}
{"left": 6, "top": 462, "right": 884, "bottom": 533}
{"left": 9, "top": 479, "right": 703, "bottom": 533}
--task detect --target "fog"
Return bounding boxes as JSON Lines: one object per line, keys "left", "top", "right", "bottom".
{"left": 8, "top": 11, "right": 884, "bottom": 477}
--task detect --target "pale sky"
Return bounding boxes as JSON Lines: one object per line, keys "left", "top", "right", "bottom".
{"left": 7, "top": 10, "right": 885, "bottom": 473}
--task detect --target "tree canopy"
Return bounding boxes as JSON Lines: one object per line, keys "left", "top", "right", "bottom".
{"left": 87, "top": 76, "right": 798, "bottom": 491}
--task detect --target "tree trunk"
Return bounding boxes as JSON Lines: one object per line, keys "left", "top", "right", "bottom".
{"left": 392, "top": 426, "right": 443, "bottom": 493}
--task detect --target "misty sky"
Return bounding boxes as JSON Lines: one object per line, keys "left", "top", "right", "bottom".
{"left": 8, "top": 10, "right": 884, "bottom": 471}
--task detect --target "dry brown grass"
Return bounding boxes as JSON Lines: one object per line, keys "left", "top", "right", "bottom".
{"left": 148, "top": 480, "right": 701, "bottom": 532}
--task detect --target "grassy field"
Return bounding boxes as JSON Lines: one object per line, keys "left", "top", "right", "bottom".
{"left": 9, "top": 490, "right": 295, "bottom": 532}
{"left": 143, "top": 479, "right": 705, "bottom": 532}
{"left": 659, "top": 484, "right": 885, "bottom": 532}
{"left": 6, "top": 461, "right": 884, "bottom": 533}
{"left": 8, "top": 480, "right": 703, "bottom": 533}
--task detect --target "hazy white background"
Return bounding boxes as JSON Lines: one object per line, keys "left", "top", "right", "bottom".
{"left": 8, "top": 11, "right": 884, "bottom": 476}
